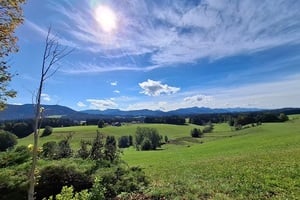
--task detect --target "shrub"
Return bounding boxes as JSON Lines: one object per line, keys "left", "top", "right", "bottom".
{"left": 93, "top": 166, "right": 148, "bottom": 199}
{"left": 45, "top": 186, "right": 90, "bottom": 200}
{"left": 42, "top": 141, "right": 58, "bottom": 159}
{"left": 35, "top": 165, "right": 92, "bottom": 200}
{"left": 203, "top": 126, "right": 213, "bottom": 133}
{"left": 164, "top": 135, "right": 169, "bottom": 143}
{"left": 118, "top": 136, "right": 130, "bottom": 148}
{"left": 104, "top": 136, "right": 118, "bottom": 162}
{"left": 11, "top": 122, "right": 33, "bottom": 138}
{"left": 190, "top": 128, "right": 202, "bottom": 138}
{"left": 0, "top": 130, "right": 17, "bottom": 151}
{"left": 41, "top": 126, "right": 53, "bottom": 137}
{"left": 90, "top": 131, "right": 104, "bottom": 160}
{"left": 0, "top": 145, "right": 30, "bottom": 168}
{"left": 77, "top": 140, "right": 91, "bottom": 159}
{"left": 57, "top": 139, "right": 73, "bottom": 159}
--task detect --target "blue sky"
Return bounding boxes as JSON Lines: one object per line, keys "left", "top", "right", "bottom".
{"left": 8, "top": 0, "right": 300, "bottom": 111}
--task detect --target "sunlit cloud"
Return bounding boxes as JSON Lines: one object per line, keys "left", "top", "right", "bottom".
{"left": 113, "top": 90, "right": 120, "bottom": 94}
{"left": 47, "top": 0, "right": 300, "bottom": 73}
{"left": 139, "top": 79, "right": 180, "bottom": 96}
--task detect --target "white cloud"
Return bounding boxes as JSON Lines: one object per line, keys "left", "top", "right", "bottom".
{"left": 87, "top": 99, "right": 118, "bottom": 110}
{"left": 41, "top": 93, "right": 51, "bottom": 102}
{"left": 110, "top": 81, "right": 118, "bottom": 86}
{"left": 139, "top": 79, "right": 180, "bottom": 96}
{"left": 125, "top": 74, "right": 300, "bottom": 111}
{"left": 50, "top": 0, "right": 300, "bottom": 73}
{"left": 113, "top": 90, "right": 120, "bottom": 94}
{"left": 77, "top": 101, "right": 87, "bottom": 107}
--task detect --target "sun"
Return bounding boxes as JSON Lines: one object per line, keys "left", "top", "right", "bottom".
{"left": 94, "top": 5, "right": 117, "bottom": 33}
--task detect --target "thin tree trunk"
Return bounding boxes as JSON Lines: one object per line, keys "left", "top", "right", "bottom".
{"left": 28, "top": 78, "right": 43, "bottom": 200}
{"left": 27, "top": 27, "right": 72, "bottom": 200}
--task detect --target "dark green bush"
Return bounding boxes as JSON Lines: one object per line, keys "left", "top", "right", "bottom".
{"left": 40, "top": 126, "right": 53, "bottom": 137}
{"left": 93, "top": 166, "right": 148, "bottom": 199}
{"left": 57, "top": 139, "right": 73, "bottom": 159}
{"left": 42, "top": 141, "right": 58, "bottom": 159}
{"left": 190, "top": 128, "right": 202, "bottom": 138}
{"left": 11, "top": 122, "right": 33, "bottom": 138}
{"left": 35, "top": 165, "right": 92, "bottom": 200}
{"left": 0, "top": 130, "right": 17, "bottom": 151}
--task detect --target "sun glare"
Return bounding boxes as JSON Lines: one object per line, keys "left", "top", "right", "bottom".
{"left": 94, "top": 5, "right": 117, "bottom": 33}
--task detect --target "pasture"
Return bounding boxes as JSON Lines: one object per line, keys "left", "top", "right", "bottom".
{"left": 18, "top": 117, "right": 300, "bottom": 199}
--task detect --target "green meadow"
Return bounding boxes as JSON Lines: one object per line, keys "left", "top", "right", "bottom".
{"left": 18, "top": 116, "right": 300, "bottom": 199}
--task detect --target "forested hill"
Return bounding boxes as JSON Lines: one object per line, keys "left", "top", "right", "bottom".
{"left": 0, "top": 104, "right": 299, "bottom": 121}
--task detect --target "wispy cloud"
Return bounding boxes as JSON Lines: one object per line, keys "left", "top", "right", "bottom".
{"left": 86, "top": 98, "right": 118, "bottom": 110}
{"left": 49, "top": 0, "right": 300, "bottom": 73}
{"left": 77, "top": 101, "right": 87, "bottom": 107}
{"left": 139, "top": 79, "right": 180, "bottom": 96}
{"left": 110, "top": 81, "right": 118, "bottom": 86}
{"left": 60, "top": 62, "right": 161, "bottom": 74}
{"left": 25, "top": 19, "right": 76, "bottom": 48}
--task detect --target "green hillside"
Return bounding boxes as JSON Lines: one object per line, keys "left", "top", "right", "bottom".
{"left": 17, "top": 117, "right": 300, "bottom": 199}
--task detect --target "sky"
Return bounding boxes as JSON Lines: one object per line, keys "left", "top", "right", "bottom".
{"left": 8, "top": 0, "right": 300, "bottom": 111}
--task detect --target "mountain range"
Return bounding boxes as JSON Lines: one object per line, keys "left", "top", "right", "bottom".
{"left": 0, "top": 104, "right": 266, "bottom": 121}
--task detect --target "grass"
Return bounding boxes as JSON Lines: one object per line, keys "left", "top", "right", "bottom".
{"left": 17, "top": 117, "right": 300, "bottom": 199}
{"left": 122, "top": 119, "right": 300, "bottom": 199}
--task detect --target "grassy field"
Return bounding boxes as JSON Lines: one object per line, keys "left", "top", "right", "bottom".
{"left": 18, "top": 117, "right": 300, "bottom": 199}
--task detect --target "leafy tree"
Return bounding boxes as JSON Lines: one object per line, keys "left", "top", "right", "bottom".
{"left": 279, "top": 113, "right": 289, "bottom": 122}
{"left": 135, "top": 127, "right": 161, "bottom": 150}
{"left": 141, "top": 138, "right": 152, "bottom": 150}
{"left": 97, "top": 120, "right": 105, "bottom": 128}
{"left": 190, "top": 128, "right": 203, "bottom": 138}
{"left": 40, "top": 125, "right": 53, "bottom": 137}
{"left": 0, "top": 130, "right": 17, "bottom": 151}
{"left": 0, "top": 0, "right": 26, "bottom": 109}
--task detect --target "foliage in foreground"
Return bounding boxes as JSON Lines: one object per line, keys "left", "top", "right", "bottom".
{"left": 0, "top": 131, "right": 149, "bottom": 200}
